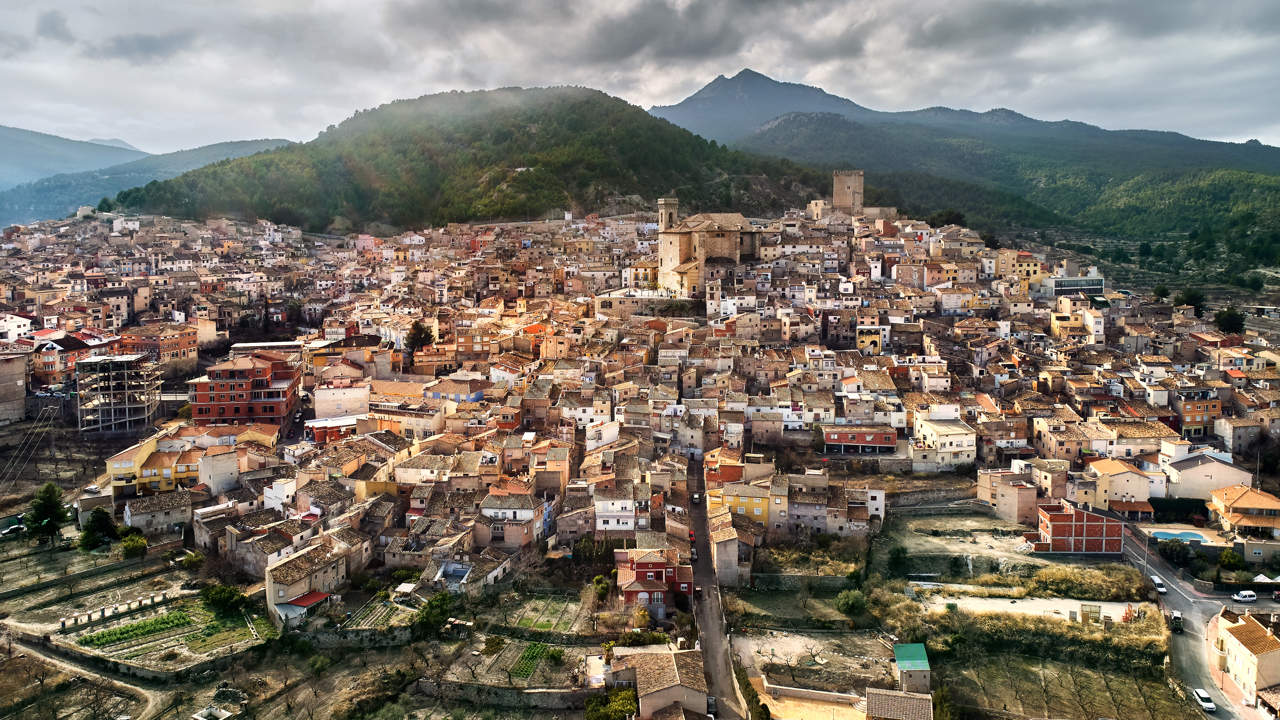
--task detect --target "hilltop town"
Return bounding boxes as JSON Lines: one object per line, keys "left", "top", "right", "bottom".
{"left": 1, "top": 171, "right": 1278, "bottom": 720}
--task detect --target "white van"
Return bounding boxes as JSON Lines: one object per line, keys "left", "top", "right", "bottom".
{"left": 1233, "top": 590, "right": 1258, "bottom": 603}
{"left": 1150, "top": 576, "right": 1167, "bottom": 594}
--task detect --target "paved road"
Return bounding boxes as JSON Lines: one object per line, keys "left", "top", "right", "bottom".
{"left": 688, "top": 456, "right": 743, "bottom": 720}
{"left": 1124, "top": 530, "right": 1245, "bottom": 720}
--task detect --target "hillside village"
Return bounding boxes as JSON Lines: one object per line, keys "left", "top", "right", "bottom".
{"left": 3, "top": 171, "right": 1280, "bottom": 719}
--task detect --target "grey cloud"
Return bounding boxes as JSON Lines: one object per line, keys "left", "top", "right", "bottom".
{"left": 88, "top": 30, "right": 195, "bottom": 63}
{"left": 1, "top": 0, "right": 1278, "bottom": 150}
{"left": 36, "top": 10, "right": 75, "bottom": 43}
{"left": 0, "top": 31, "right": 31, "bottom": 59}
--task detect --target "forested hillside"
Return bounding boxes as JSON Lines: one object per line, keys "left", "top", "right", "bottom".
{"left": 115, "top": 87, "right": 824, "bottom": 232}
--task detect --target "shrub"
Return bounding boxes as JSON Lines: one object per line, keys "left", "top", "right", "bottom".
{"left": 547, "top": 646, "right": 565, "bottom": 665}
{"left": 585, "top": 688, "right": 637, "bottom": 720}
{"left": 1220, "top": 549, "right": 1246, "bottom": 570}
{"left": 1025, "top": 564, "right": 1144, "bottom": 602}
{"left": 483, "top": 635, "right": 506, "bottom": 655}
{"left": 180, "top": 552, "right": 205, "bottom": 571}
{"left": 835, "top": 589, "right": 867, "bottom": 617}
{"left": 308, "top": 654, "right": 332, "bottom": 675}
{"left": 121, "top": 534, "right": 147, "bottom": 559}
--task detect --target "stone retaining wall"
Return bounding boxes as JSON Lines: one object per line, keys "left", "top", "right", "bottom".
{"left": 412, "top": 678, "right": 596, "bottom": 710}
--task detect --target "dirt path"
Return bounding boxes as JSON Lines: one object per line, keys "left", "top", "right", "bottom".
{"left": 11, "top": 636, "right": 170, "bottom": 720}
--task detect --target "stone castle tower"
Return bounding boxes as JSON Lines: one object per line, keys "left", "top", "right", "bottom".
{"left": 832, "top": 170, "right": 864, "bottom": 215}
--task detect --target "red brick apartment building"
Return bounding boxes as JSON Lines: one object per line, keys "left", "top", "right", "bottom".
{"left": 119, "top": 323, "right": 197, "bottom": 370}
{"left": 189, "top": 350, "right": 300, "bottom": 426}
{"left": 1025, "top": 501, "right": 1123, "bottom": 555}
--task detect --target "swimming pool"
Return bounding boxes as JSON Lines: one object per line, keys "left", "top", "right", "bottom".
{"left": 1151, "top": 530, "right": 1208, "bottom": 543}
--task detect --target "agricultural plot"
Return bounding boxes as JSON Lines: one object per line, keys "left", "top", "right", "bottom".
{"left": 58, "top": 596, "right": 274, "bottom": 669}
{"left": 937, "top": 654, "right": 1194, "bottom": 720}
{"left": 448, "top": 636, "right": 582, "bottom": 688}
{"left": 344, "top": 598, "right": 415, "bottom": 630}
{"left": 504, "top": 594, "right": 582, "bottom": 632}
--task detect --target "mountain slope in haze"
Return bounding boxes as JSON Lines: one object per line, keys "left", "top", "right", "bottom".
{"left": 739, "top": 111, "right": 1280, "bottom": 235}
{"left": 88, "top": 138, "right": 144, "bottom": 152}
{"left": 115, "top": 87, "right": 824, "bottom": 231}
{"left": 649, "top": 69, "right": 874, "bottom": 145}
{"left": 0, "top": 139, "right": 292, "bottom": 227}
{"left": 0, "top": 126, "right": 148, "bottom": 192}
{"left": 653, "top": 70, "right": 1280, "bottom": 237}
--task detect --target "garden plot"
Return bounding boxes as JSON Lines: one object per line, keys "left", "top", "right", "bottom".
{"left": 505, "top": 594, "right": 582, "bottom": 632}
{"left": 448, "top": 636, "right": 581, "bottom": 688}
{"left": 344, "top": 598, "right": 415, "bottom": 630}
{"left": 937, "top": 654, "right": 1194, "bottom": 720}
{"left": 56, "top": 596, "right": 275, "bottom": 669}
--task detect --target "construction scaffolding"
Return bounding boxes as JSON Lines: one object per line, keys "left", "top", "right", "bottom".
{"left": 76, "top": 354, "right": 161, "bottom": 434}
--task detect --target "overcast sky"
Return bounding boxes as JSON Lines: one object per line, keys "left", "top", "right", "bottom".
{"left": 3, "top": 0, "right": 1278, "bottom": 154}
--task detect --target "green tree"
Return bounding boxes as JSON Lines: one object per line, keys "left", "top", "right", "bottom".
{"left": 28, "top": 482, "right": 69, "bottom": 543}
{"left": 980, "top": 232, "right": 999, "bottom": 249}
{"left": 176, "top": 403, "right": 193, "bottom": 420}
{"left": 585, "top": 688, "right": 638, "bottom": 720}
{"left": 403, "top": 321, "right": 435, "bottom": 369}
{"left": 200, "top": 584, "right": 248, "bottom": 614}
{"left": 78, "top": 507, "right": 119, "bottom": 551}
{"left": 1214, "top": 306, "right": 1246, "bottom": 334}
{"left": 121, "top": 534, "right": 147, "bottom": 559}
{"left": 414, "top": 592, "right": 456, "bottom": 638}
{"left": 1157, "top": 539, "right": 1192, "bottom": 567}
{"left": 835, "top": 589, "right": 867, "bottom": 617}
{"left": 1173, "top": 288, "right": 1207, "bottom": 316}
{"left": 96, "top": 196, "right": 114, "bottom": 213}
{"left": 1138, "top": 240, "right": 1153, "bottom": 257}
{"left": 1152, "top": 284, "right": 1170, "bottom": 301}
{"left": 1219, "top": 548, "right": 1245, "bottom": 571}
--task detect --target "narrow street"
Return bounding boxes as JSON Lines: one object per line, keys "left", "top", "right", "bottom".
{"left": 1123, "top": 530, "right": 1245, "bottom": 720}
{"left": 688, "top": 456, "right": 744, "bottom": 720}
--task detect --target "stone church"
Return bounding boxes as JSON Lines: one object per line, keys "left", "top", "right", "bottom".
{"left": 655, "top": 197, "right": 761, "bottom": 297}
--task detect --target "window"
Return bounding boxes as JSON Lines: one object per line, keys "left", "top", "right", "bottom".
{"left": 646, "top": 572, "right": 654, "bottom": 580}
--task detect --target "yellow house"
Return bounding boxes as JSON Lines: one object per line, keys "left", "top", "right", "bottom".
{"left": 105, "top": 434, "right": 160, "bottom": 493}
{"left": 707, "top": 482, "right": 769, "bottom": 522}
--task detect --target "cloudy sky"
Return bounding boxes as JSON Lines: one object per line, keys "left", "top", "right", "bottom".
{"left": 2, "top": 0, "right": 1278, "bottom": 153}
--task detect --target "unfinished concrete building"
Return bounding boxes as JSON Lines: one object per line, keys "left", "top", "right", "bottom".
{"left": 76, "top": 354, "right": 160, "bottom": 434}
{"left": 0, "top": 353, "right": 27, "bottom": 424}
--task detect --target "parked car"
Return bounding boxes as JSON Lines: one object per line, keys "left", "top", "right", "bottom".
{"left": 690, "top": 548, "right": 698, "bottom": 562}
{"left": 1170, "top": 611, "right": 1184, "bottom": 633}
{"left": 691, "top": 493, "right": 702, "bottom": 505}
{"left": 1232, "top": 590, "right": 1258, "bottom": 603}
{"left": 688, "top": 529, "right": 695, "bottom": 542}
{"left": 1, "top": 525, "right": 24, "bottom": 537}
{"left": 1150, "top": 575, "right": 1167, "bottom": 594}
{"left": 707, "top": 697, "right": 717, "bottom": 716}
{"left": 1273, "top": 589, "right": 1280, "bottom": 602}
{"left": 1192, "top": 688, "right": 1216, "bottom": 712}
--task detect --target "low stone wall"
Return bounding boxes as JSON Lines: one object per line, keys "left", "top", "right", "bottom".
{"left": 9, "top": 627, "right": 252, "bottom": 682}
{"left": 760, "top": 675, "right": 862, "bottom": 706}
{"left": 412, "top": 678, "right": 596, "bottom": 710}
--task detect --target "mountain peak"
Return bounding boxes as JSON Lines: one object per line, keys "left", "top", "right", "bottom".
{"left": 89, "top": 137, "right": 145, "bottom": 153}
